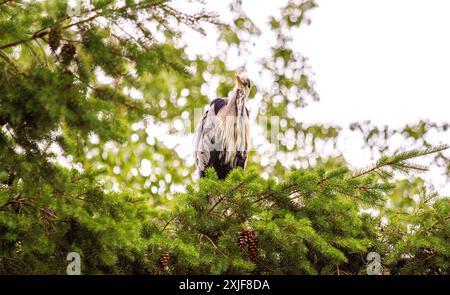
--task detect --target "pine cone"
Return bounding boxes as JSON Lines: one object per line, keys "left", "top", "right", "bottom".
{"left": 247, "top": 233, "right": 258, "bottom": 261}
{"left": 237, "top": 228, "right": 258, "bottom": 261}
{"left": 60, "top": 43, "right": 76, "bottom": 65}
{"left": 237, "top": 231, "right": 247, "bottom": 247}
{"left": 158, "top": 252, "right": 170, "bottom": 272}
{"left": 48, "top": 27, "right": 61, "bottom": 52}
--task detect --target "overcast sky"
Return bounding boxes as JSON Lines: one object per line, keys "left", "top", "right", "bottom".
{"left": 292, "top": 0, "right": 450, "bottom": 126}
{"left": 285, "top": 0, "right": 450, "bottom": 194}
{"left": 181, "top": 0, "right": 450, "bottom": 194}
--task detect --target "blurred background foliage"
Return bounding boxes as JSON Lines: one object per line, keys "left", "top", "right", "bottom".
{"left": 81, "top": 0, "right": 346, "bottom": 196}
{"left": 77, "top": 0, "right": 449, "bottom": 199}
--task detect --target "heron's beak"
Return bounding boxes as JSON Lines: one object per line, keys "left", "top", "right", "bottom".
{"left": 235, "top": 73, "right": 245, "bottom": 89}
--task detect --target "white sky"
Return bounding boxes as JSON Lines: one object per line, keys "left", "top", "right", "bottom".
{"left": 181, "top": 0, "right": 450, "bottom": 194}
{"left": 293, "top": 0, "right": 450, "bottom": 126}
{"left": 287, "top": 0, "right": 450, "bottom": 194}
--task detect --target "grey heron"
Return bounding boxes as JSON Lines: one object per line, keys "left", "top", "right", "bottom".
{"left": 194, "top": 72, "right": 252, "bottom": 180}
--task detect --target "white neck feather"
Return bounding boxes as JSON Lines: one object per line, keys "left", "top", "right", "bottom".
{"left": 216, "top": 89, "right": 249, "bottom": 166}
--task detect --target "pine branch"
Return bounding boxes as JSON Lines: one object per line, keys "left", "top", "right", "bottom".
{"left": 0, "top": 0, "right": 215, "bottom": 50}
{"left": 254, "top": 168, "right": 349, "bottom": 204}
{"left": 0, "top": 0, "right": 14, "bottom": 6}
{"left": 0, "top": 12, "right": 101, "bottom": 50}
{"left": 161, "top": 213, "right": 182, "bottom": 232}
{"left": 0, "top": 49, "right": 28, "bottom": 76}
{"left": 253, "top": 183, "right": 296, "bottom": 204}
{"left": 207, "top": 181, "right": 246, "bottom": 215}
{"left": 352, "top": 145, "right": 449, "bottom": 179}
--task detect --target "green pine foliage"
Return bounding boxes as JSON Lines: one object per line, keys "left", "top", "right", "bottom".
{"left": 1, "top": 0, "right": 449, "bottom": 274}
{"left": 158, "top": 146, "right": 449, "bottom": 274}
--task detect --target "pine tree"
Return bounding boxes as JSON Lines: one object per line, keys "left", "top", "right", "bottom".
{"left": 0, "top": 0, "right": 216, "bottom": 274}
{"left": 155, "top": 145, "right": 449, "bottom": 274}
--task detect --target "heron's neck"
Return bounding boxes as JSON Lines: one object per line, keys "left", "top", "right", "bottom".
{"left": 219, "top": 89, "right": 249, "bottom": 165}
{"left": 229, "top": 88, "right": 246, "bottom": 116}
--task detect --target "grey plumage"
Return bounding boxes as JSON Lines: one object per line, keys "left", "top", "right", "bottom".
{"left": 193, "top": 73, "right": 252, "bottom": 180}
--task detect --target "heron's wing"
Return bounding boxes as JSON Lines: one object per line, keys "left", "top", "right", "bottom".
{"left": 193, "top": 98, "right": 227, "bottom": 175}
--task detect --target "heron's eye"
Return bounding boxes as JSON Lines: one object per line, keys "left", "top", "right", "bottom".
{"left": 245, "top": 79, "right": 251, "bottom": 88}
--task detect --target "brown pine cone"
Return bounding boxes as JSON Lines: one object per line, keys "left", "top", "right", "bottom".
{"left": 60, "top": 43, "right": 76, "bottom": 65}
{"left": 237, "top": 230, "right": 248, "bottom": 247}
{"left": 247, "top": 233, "right": 258, "bottom": 261}
{"left": 158, "top": 252, "right": 170, "bottom": 272}
{"left": 237, "top": 228, "right": 258, "bottom": 261}
{"left": 48, "top": 27, "right": 61, "bottom": 52}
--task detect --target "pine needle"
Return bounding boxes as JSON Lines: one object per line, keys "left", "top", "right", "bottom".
{"left": 352, "top": 145, "right": 449, "bottom": 179}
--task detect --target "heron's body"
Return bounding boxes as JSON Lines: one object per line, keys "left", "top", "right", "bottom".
{"left": 194, "top": 74, "right": 251, "bottom": 180}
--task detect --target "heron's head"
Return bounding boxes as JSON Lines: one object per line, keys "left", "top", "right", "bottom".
{"left": 234, "top": 72, "right": 252, "bottom": 99}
